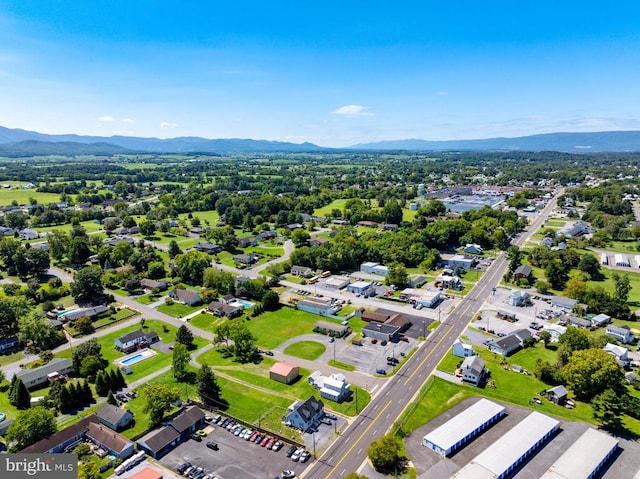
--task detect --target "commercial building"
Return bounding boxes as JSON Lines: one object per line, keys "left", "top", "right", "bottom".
{"left": 325, "top": 275, "right": 351, "bottom": 290}
{"left": 297, "top": 297, "right": 340, "bottom": 317}
{"left": 422, "top": 399, "right": 505, "bottom": 456}
{"left": 283, "top": 396, "right": 324, "bottom": 431}
{"left": 540, "top": 428, "right": 618, "bottom": 479}
{"left": 314, "top": 321, "right": 350, "bottom": 338}
{"left": 360, "top": 262, "right": 389, "bottom": 276}
{"left": 347, "top": 280, "right": 375, "bottom": 296}
{"left": 451, "top": 411, "right": 559, "bottom": 479}
{"left": 362, "top": 322, "right": 402, "bottom": 342}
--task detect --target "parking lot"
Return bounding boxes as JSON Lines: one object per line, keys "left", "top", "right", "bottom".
{"left": 405, "top": 397, "right": 640, "bottom": 479}
{"left": 336, "top": 333, "right": 415, "bottom": 376}
{"left": 160, "top": 417, "right": 312, "bottom": 479}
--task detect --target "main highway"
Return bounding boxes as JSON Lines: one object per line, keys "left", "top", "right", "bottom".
{"left": 303, "top": 191, "right": 561, "bottom": 479}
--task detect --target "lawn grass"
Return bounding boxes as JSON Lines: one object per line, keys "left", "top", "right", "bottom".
{"left": 135, "top": 292, "right": 167, "bottom": 305}
{"left": 243, "top": 307, "right": 338, "bottom": 349}
{"left": 0, "top": 351, "right": 25, "bottom": 367}
{"left": 327, "top": 359, "right": 356, "bottom": 371}
{"left": 283, "top": 341, "right": 326, "bottom": 360}
{"left": 33, "top": 219, "right": 104, "bottom": 235}
{"left": 188, "top": 312, "right": 227, "bottom": 334}
{"left": 156, "top": 302, "right": 203, "bottom": 318}
{"left": 177, "top": 210, "right": 220, "bottom": 226}
{"left": 0, "top": 188, "right": 61, "bottom": 206}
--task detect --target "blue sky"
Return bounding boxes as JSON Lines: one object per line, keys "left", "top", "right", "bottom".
{"left": 1, "top": 1, "right": 639, "bottom": 147}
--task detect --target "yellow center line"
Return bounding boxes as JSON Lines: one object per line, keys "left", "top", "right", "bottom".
{"left": 323, "top": 399, "right": 393, "bottom": 479}
{"left": 404, "top": 324, "right": 458, "bottom": 386}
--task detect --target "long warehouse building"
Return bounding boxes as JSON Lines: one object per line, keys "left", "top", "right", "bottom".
{"left": 422, "top": 398, "right": 506, "bottom": 456}
{"left": 540, "top": 428, "right": 618, "bottom": 479}
{"left": 452, "top": 411, "right": 559, "bottom": 479}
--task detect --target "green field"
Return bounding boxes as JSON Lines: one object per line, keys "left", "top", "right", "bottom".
{"left": 33, "top": 220, "right": 105, "bottom": 235}
{"left": 188, "top": 312, "right": 227, "bottom": 333}
{"left": 284, "top": 341, "right": 326, "bottom": 360}
{"left": 0, "top": 187, "right": 61, "bottom": 206}
{"left": 177, "top": 210, "right": 221, "bottom": 226}
{"left": 156, "top": 302, "right": 204, "bottom": 318}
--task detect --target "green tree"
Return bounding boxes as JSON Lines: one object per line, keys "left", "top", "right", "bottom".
{"left": 563, "top": 349, "right": 624, "bottom": 401}
{"left": 229, "top": 322, "right": 257, "bottom": 363}
{"left": 79, "top": 355, "right": 104, "bottom": 381}
{"left": 545, "top": 259, "right": 568, "bottom": 290}
{"left": 0, "top": 296, "right": 31, "bottom": 339}
{"left": 172, "top": 343, "right": 190, "bottom": 382}
{"left": 6, "top": 406, "right": 57, "bottom": 449}
{"left": 385, "top": 262, "right": 408, "bottom": 288}
{"left": 564, "top": 278, "right": 587, "bottom": 301}
{"left": 139, "top": 220, "right": 156, "bottom": 237}
{"left": 95, "top": 370, "right": 110, "bottom": 396}
{"left": 367, "top": 435, "right": 401, "bottom": 473}
{"left": 73, "top": 316, "right": 95, "bottom": 335}
{"left": 577, "top": 253, "right": 600, "bottom": 279}
{"left": 612, "top": 272, "right": 632, "bottom": 303}
{"left": 535, "top": 280, "right": 551, "bottom": 294}
{"left": 203, "top": 267, "right": 235, "bottom": 295}
{"left": 106, "top": 390, "right": 117, "bottom": 405}
{"left": 176, "top": 325, "right": 195, "bottom": 349}
{"left": 78, "top": 461, "right": 101, "bottom": 479}
{"left": 147, "top": 261, "right": 166, "bottom": 279}
{"left": 291, "top": 229, "right": 310, "bottom": 247}
{"left": 141, "top": 383, "right": 180, "bottom": 425}
{"left": 592, "top": 388, "right": 626, "bottom": 430}
{"left": 68, "top": 235, "right": 92, "bottom": 266}
{"left": 71, "top": 266, "right": 104, "bottom": 304}
{"left": 173, "top": 250, "right": 211, "bottom": 285}
{"left": 213, "top": 323, "right": 232, "bottom": 346}
{"left": 261, "top": 289, "right": 280, "bottom": 311}
{"left": 18, "top": 310, "right": 63, "bottom": 353}
{"left": 9, "top": 377, "right": 30, "bottom": 410}
{"left": 13, "top": 247, "right": 50, "bottom": 279}
{"left": 506, "top": 245, "right": 522, "bottom": 274}
{"left": 197, "top": 364, "right": 222, "bottom": 406}
{"left": 538, "top": 330, "right": 552, "bottom": 348}
{"left": 168, "top": 240, "right": 181, "bottom": 259}
{"left": 72, "top": 339, "right": 107, "bottom": 375}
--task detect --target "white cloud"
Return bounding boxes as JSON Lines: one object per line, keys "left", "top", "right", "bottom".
{"left": 437, "top": 91, "right": 448, "bottom": 96}
{"left": 122, "top": 118, "right": 135, "bottom": 124}
{"left": 98, "top": 115, "right": 115, "bottom": 122}
{"left": 331, "top": 105, "right": 375, "bottom": 117}
{"left": 160, "top": 121, "right": 179, "bottom": 129}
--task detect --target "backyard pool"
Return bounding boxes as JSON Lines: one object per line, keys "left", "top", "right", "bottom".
{"left": 57, "top": 309, "right": 78, "bottom": 317}
{"left": 115, "top": 348, "right": 157, "bottom": 368}
{"left": 231, "top": 300, "right": 254, "bottom": 309}
{"left": 0, "top": 412, "right": 5, "bottom": 422}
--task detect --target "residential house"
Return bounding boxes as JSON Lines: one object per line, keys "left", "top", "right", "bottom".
{"left": 258, "top": 230, "right": 277, "bottom": 241}
{"left": 603, "top": 343, "right": 630, "bottom": 365}
{"left": 60, "top": 305, "right": 109, "bottom": 323}
{"left": 566, "top": 316, "right": 592, "bottom": 329}
{"left": 513, "top": 265, "right": 532, "bottom": 282}
{"left": 238, "top": 236, "right": 257, "bottom": 248}
{"left": 507, "top": 290, "right": 529, "bottom": 306}
{"left": 86, "top": 422, "right": 135, "bottom": 459}
{"left": 20, "top": 228, "right": 39, "bottom": 240}
{"left": 0, "top": 336, "right": 20, "bottom": 354}
{"left": 194, "top": 242, "right": 222, "bottom": 254}
{"left": 440, "top": 254, "right": 475, "bottom": 270}
{"left": 309, "top": 237, "right": 329, "bottom": 247}
{"left": 464, "top": 243, "right": 483, "bottom": 255}
{"left": 606, "top": 324, "right": 635, "bottom": 344}
{"left": 286, "top": 223, "right": 305, "bottom": 230}
{"left": 21, "top": 416, "right": 96, "bottom": 454}
{"left": 291, "top": 265, "right": 313, "bottom": 278}
{"left": 460, "top": 356, "right": 486, "bottom": 386}
{"left": 357, "top": 220, "right": 378, "bottom": 228}
{"left": 233, "top": 253, "right": 257, "bottom": 265}
{"left": 208, "top": 301, "right": 243, "bottom": 318}
{"left": 283, "top": 396, "right": 325, "bottom": 431}
{"left": 488, "top": 329, "right": 532, "bottom": 356}
{"left": 452, "top": 339, "right": 475, "bottom": 358}
{"left": 269, "top": 362, "right": 300, "bottom": 384}
{"left": 408, "top": 275, "right": 427, "bottom": 288}
{"left": 380, "top": 223, "right": 399, "bottom": 231}
{"left": 16, "top": 358, "right": 73, "bottom": 390}
{"left": 541, "top": 324, "right": 566, "bottom": 342}
{"left": 170, "top": 405, "right": 205, "bottom": 442}
{"left": 140, "top": 279, "right": 167, "bottom": 291}
{"left": 115, "top": 330, "right": 159, "bottom": 352}
{"left": 169, "top": 288, "right": 202, "bottom": 306}
{"left": 547, "top": 385, "right": 568, "bottom": 405}
{"left": 436, "top": 273, "right": 463, "bottom": 290}
{"left": 591, "top": 313, "right": 611, "bottom": 328}
{"left": 308, "top": 371, "right": 351, "bottom": 402}
{"left": 96, "top": 403, "right": 134, "bottom": 431}
{"left": 541, "top": 237, "right": 554, "bottom": 248}
{"left": 220, "top": 294, "right": 236, "bottom": 304}
{"left": 0, "top": 226, "right": 15, "bottom": 236}
{"left": 551, "top": 296, "right": 579, "bottom": 311}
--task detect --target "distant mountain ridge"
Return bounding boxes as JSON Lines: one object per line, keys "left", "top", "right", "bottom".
{"left": 0, "top": 126, "right": 639, "bottom": 154}
{"left": 351, "top": 131, "right": 640, "bottom": 153}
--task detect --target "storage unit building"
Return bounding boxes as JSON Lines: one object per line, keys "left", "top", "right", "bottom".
{"left": 540, "top": 428, "right": 618, "bottom": 479}
{"left": 451, "top": 411, "right": 559, "bottom": 479}
{"left": 422, "top": 399, "right": 505, "bottom": 456}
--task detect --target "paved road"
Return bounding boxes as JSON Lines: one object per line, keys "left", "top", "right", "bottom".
{"left": 302, "top": 192, "right": 560, "bottom": 479}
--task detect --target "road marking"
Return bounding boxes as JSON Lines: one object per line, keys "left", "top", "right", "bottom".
{"left": 404, "top": 328, "right": 458, "bottom": 386}
{"left": 323, "top": 400, "right": 392, "bottom": 479}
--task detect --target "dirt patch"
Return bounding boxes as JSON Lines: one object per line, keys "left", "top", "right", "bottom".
{"left": 447, "top": 392, "right": 464, "bottom": 405}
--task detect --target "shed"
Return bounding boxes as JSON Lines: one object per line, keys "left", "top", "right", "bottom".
{"left": 546, "top": 385, "right": 568, "bottom": 405}
{"left": 269, "top": 362, "right": 300, "bottom": 385}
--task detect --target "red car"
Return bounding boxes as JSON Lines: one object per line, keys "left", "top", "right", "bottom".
{"left": 260, "top": 436, "right": 271, "bottom": 447}
{"left": 266, "top": 438, "right": 276, "bottom": 449}
{"left": 249, "top": 431, "right": 259, "bottom": 442}
{"left": 400, "top": 336, "right": 409, "bottom": 342}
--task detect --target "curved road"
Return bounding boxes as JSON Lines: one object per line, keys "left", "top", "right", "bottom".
{"left": 302, "top": 191, "right": 560, "bottom": 479}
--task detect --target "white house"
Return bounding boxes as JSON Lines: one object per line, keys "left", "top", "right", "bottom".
{"left": 283, "top": 396, "right": 325, "bottom": 431}
{"left": 464, "top": 244, "right": 483, "bottom": 255}
{"left": 452, "top": 339, "right": 475, "bottom": 358}
{"left": 20, "top": 228, "right": 39, "bottom": 240}
{"left": 508, "top": 290, "right": 529, "bottom": 306}
{"left": 308, "top": 371, "right": 351, "bottom": 402}
{"left": 541, "top": 324, "right": 566, "bottom": 342}
{"left": 591, "top": 313, "right": 611, "bottom": 328}
{"left": 603, "top": 343, "right": 630, "bottom": 364}
{"left": 606, "top": 324, "right": 635, "bottom": 344}
{"left": 460, "top": 356, "right": 486, "bottom": 386}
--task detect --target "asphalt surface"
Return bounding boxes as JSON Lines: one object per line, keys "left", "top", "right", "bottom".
{"left": 302, "top": 192, "right": 560, "bottom": 479}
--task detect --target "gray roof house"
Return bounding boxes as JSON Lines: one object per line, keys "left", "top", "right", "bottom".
{"left": 284, "top": 396, "right": 325, "bottom": 432}
{"left": 488, "top": 330, "right": 532, "bottom": 356}
{"left": 96, "top": 404, "right": 134, "bottom": 431}
{"left": 169, "top": 288, "right": 202, "bottom": 306}
{"left": 547, "top": 385, "right": 568, "bottom": 405}
{"left": 460, "top": 356, "right": 486, "bottom": 386}
{"left": 16, "top": 358, "right": 74, "bottom": 390}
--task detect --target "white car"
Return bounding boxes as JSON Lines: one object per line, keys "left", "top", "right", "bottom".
{"left": 282, "top": 471, "right": 296, "bottom": 479}
{"left": 243, "top": 429, "right": 253, "bottom": 440}
{"left": 291, "top": 448, "right": 305, "bottom": 461}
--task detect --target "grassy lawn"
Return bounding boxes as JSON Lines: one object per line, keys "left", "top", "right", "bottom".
{"left": 156, "top": 302, "right": 204, "bottom": 318}
{"left": 0, "top": 381, "right": 19, "bottom": 422}
{"left": 0, "top": 351, "right": 25, "bottom": 367}
{"left": 177, "top": 210, "right": 220, "bottom": 226}
{"left": 0, "top": 188, "right": 61, "bottom": 206}
{"left": 327, "top": 359, "right": 355, "bottom": 371}
{"left": 188, "top": 312, "right": 227, "bottom": 334}
{"left": 135, "top": 292, "right": 168, "bottom": 305}
{"left": 243, "top": 307, "right": 343, "bottom": 349}
{"left": 585, "top": 266, "right": 640, "bottom": 306}
{"left": 284, "top": 341, "right": 326, "bottom": 360}
{"left": 34, "top": 219, "right": 104, "bottom": 235}
{"left": 57, "top": 320, "right": 207, "bottom": 383}
{"left": 64, "top": 308, "right": 139, "bottom": 336}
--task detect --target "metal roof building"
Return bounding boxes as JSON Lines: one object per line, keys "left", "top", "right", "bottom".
{"left": 540, "top": 428, "right": 618, "bottom": 479}
{"left": 452, "top": 411, "right": 559, "bottom": 479}
{"left": 422, "top": 399, "right": 505, "bottom": 456}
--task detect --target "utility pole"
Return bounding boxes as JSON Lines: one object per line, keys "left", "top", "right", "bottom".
{"left": 355, "top": 387, "right": 359, "bottom": 414}
{"left": 333, "top": 339, "right": 336, "bottom": 362}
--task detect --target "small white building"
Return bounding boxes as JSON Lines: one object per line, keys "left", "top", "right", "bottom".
{"left": 308, "top": 371, "right": 351, "bottom": 402}
{"left": 508, "top": 290, "right": 529, "bottom": 307}
{"left": 614, "top": 254, "right": 631, "bottom": 267}
{"left": 541, "top": 324, "right": 566, "bottom": 342}
{"left": 591, "top": 313, "right": 611, "bottom": 328}
{"left": 452, "top": 339, "right": 475, "bottom": 358}
{"left": 603, "top": 343, "right": 630, "bottom": 364}
{"left": 606, "top": 324, "right": 635, "bottom": 344}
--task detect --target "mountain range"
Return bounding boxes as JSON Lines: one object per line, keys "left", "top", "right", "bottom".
{"left": 1, "top": 126, "right": 640, "bottom": 155}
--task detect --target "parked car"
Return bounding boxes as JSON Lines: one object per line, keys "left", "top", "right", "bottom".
{"left": 319, "top": 417, "right": 332, "bottom": 426}
{"left": 299, "top": 450, "right": 311, "bottom": 463}
{"left": 243, "top": 429, "right": 254, "bottom": 440}
{"left": 281, "top": 471, "right": 296, "bottom": 479}
{"left": 249, "top": 431, "right": 260, "bottom": 442}
{"left": 206, "top": 441, "right": 219, "bottom": 451}
{"left": 272, "top": 440, "right": 283, "bottom": 451}
{"left": 376, "top": 369, "right": 387, "bottom": 375}
{"left": 399, "top": 336, "right": 409, "bottom": 342}
{"left": 212, "top": 414, "right": 222, "bottom": 424}
{"left": 191, "top": 433, "right": 202, "bottom": 442}
{"left": 254, "top": 434, "right": 265, "bottom": 444}
{"left": 183, "top": 467, "right": 194, "bottom": 477}
{"left": 266, "top": 437, "right": 276, "bottom": 449}
{"left": 260, "top": 436, "right": 271, "bottom": 446}
{"left": 177, "top": 463, "right": 191, "bottom": 474}
{"left": 285, "top": 445, "right": 297, "bottom": 457}
{"left": 291, "top": 448, "right": 304, "bottom": 461}
{"left": 195, "top": 429, "right": 207, "bottom": 437}
{"left": 324, "top": 413, "right": 338, "bottom": 421}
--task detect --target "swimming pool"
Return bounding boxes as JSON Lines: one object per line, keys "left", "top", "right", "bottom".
{"left": 231, "top": 300, "right": 254, "bottom": 309}
{"left": 0, "top": 412, "right": 5, "bottom": 422}
{"left": 57, "top": 309, "right": 77, "bottom": 317}
{"left": 115, "top": 348, "right": 157, "bottom": 368}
